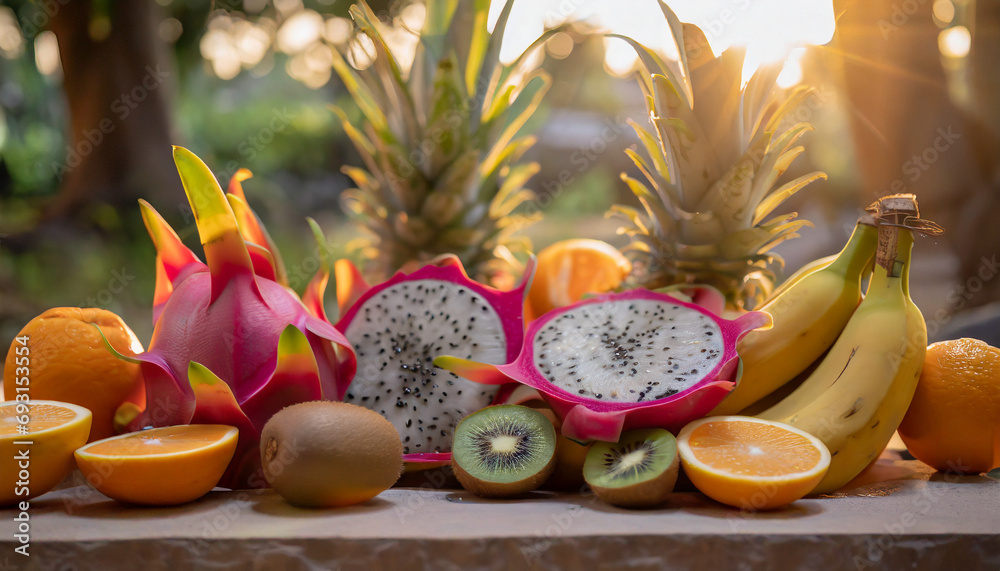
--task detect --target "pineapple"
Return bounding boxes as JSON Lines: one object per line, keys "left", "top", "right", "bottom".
{"left": 331, "top": 0, "right": 554, "bottom": 285}
{"left": 609, "top": 3, "right": 825, "bottom": 309}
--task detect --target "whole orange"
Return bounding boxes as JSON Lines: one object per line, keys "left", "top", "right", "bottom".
{"left": 526, "top": 239, "right": 631, "bottom": 321}
{"left": 897, "top": 338, "right": 1000, "bottom": 474}
{"left": 4, "top": 308, "right": 145, "bottom": 442}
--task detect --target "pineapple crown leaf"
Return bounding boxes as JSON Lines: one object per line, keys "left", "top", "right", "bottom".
{"left": 752, "top": 171, "right": 827, "bottom": 226}
{"left": 490, "top": 162, "right": 540, "bottom": 219}
{"left": 623, "top": 148, "right": 658, "bottom": 194}
{"left": 606, "top": 33, "right": 690, "bottom": 110}
{"left": 607, "top": 203, "right": 650, "bottom": 235}
{"left": 480, "top": 71, "right": 551, "bottom": 176}
{"left": 656, "top": 0, "right": 693, "bottom": 103}
{"left": 763, "top": 85, "right": 815, "bottom": 135}
{"left": 468, "top": 0, "right": 514, "bottom": 124}
{"left": 461, "top": 0, "right": 493, "bottom": 97}
{"left": 619, "top": 174, "right": 674, "bottom": 237}
{"left": 330, "top": 48, "right": 390, "bottom": 136}
{"left": 627, "top": 119, "right": 672, "bottom": 185}
{"left": 331, "top": 105, "right": 379, "bottom": 170}
{"left": 481, "top": 135, "right": 535, "bottom": 179}
{"left": 348, "top": 3, "right": 420, "bottom": 146}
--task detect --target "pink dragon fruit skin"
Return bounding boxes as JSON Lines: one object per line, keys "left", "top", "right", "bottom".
{"left": 437, "top": 289, "right": 770, "bottom": 442}
{"left": 333, "top": 254, "right": 534, "bottom": 465}
{"left": 112, "top": 147, "right": 356, "bottom": 489}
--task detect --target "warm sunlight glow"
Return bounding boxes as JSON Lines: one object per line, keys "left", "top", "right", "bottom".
{"left": 0, "top": 8, "right": 24, "bottom": 59}
{"left": 324, "top": 17, "right": 352, "bottom": 46}
{"left": 34, "top": 31, "right": 61, "bottom": 77}
{"left": 939, "top": 25, "right": 971, "bottom": 58}
{"left": 399, "top": 2, "right": 427, "bottom": 34}
{"left": 776, "top": 47, "right": 806, "bottom": 89}
{"left": 603, "top": 38, "right": 639, "bottom": 76}
{"left": 347, "top": 33, "right": 376, "bottom": 71}
{"left": 933, "top": 0, "right": 956, "bottom": 26}
{"left": 490, "top": 0, "right": 835, "bottom": 86}
{"left": 276, "top": 9, "right": 323, "bottom": 54}
{"left": 669, "top": 0, "right": 835, "bottom": 86}
{"left": 546, "top": 31, "right": 574, "bottom": 60}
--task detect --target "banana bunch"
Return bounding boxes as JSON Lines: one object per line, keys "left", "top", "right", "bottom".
{"left": 710, "top": 216, "right": 877, "bottom": 416}
{"left": 715, "top": 194, "right": 943, "bottom": 494}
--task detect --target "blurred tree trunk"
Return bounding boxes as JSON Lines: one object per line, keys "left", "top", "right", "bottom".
{"left": 45, "top": 0, "right": 178, "bottom": 224}
{"left": 832, "top": 0, "right": 1000, "bottom": 310}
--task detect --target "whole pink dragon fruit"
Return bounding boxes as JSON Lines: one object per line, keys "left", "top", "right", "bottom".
{"left": 437, "top": 289, "right": 770, "bottom": 442}
{"left": 333, "top": 255, "right": 533, "bottom": 464}
{"left": 111, "top": 147, "right": 356, "bottom": 489}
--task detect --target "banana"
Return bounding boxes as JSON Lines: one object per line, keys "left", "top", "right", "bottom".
{"left": 710, "top": 217, "right": 877, "bottom": 415}
{"left": 764, "top": 252, "right": 836, "bottom": 301}
{"left": 809, "top": 230, "right": 927, "bottom": 493}
{"left": 757, "top": 212, "right": 924, "bottom": 494}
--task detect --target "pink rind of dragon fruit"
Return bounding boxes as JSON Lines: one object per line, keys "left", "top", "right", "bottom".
{"left": 436, "top": 288, "right": 770, "bottom": 442}
{"left": 332, "top": 255, "right": 534, "bottom": 465}
{"left": 107, "top": 146, "right": 356, "bottom": 489}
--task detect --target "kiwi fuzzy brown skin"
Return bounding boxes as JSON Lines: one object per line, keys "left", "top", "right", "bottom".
{"left": 453, "top": 455, "right": 555, "bottom": 498}
{"left": 451, "top": 405, "right": 557, "bottom": 498}
{"left": 583, "top": 429, "right": 680, "bottom": 509}
{"left": 589, "top": 454, "right": 679, "bottom": 508}
{"left": 260, "top": 401, "right": 403, "bottom": 508}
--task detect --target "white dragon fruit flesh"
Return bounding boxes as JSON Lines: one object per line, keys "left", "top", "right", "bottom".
{"left": 333, "top": 256, "right": 533, "bottom": 461}
{"left": 437, "top": 288, "right": 770, "bottom": 442}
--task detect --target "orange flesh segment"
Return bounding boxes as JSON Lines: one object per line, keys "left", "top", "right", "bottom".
{"left": 84, "top": 425, "right": 233, "bottom": 456}
{"left": 686, "top": 420, "right": 823, "bottom": 477}
{"left": 0, "top": 403, "right": 79, "bottom": 435}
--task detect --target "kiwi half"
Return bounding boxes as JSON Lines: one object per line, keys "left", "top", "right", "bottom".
{"left": 583, "top": 428, "right": 679, "bottom": 508}
{"left": 452, "top": 405, "right": 557, "bottom": 498}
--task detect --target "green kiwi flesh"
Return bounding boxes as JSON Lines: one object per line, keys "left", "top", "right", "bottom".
{"left": 452, "top": 405, "right": 557, "bottom": 497}
{"left": 583, "top": 428, "right": 679, "bottom": 508}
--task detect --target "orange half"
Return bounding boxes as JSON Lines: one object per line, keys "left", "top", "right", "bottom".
{"left": 526, "top": 239, "right": 631, "bottom": 321}
{"left": 677, "top": 416, "right": 830, "bottom": 510}
{"left": 74, "top": 424, "right": 238, "bottom": 505}
{"left": 1, "top": 400, "right": 92, "bottom": 505}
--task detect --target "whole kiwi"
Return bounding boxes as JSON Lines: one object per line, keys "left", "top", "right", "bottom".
{"left": 260, "top": 401, "right": 403, "bottom": 508}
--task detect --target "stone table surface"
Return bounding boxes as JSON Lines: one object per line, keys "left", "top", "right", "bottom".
{"left": 1, "top": 459, "right": 998, "bottom": 570}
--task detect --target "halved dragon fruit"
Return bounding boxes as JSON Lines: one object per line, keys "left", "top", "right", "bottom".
{"left": 437, "top": 289, "right": 770, "bottom": 442}
{"left": 108, "top": 147, "right": 356, "bottom": 489}
{"left": 333, "top": 255, "right": 533, "bottom": 462}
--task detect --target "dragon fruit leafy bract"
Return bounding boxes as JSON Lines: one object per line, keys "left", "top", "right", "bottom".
{"left": 113, "top": 147, "right": 356, "bottom": 489}
{"left": 437, "top": 289, "right": 769, "bottom": 442}
{"left": 334, "top": 256, "right": 532, "bottom": 459}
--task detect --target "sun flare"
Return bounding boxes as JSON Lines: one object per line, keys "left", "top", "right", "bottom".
{"left": 491, "top": 0, "right": 835, "bottom": 87}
